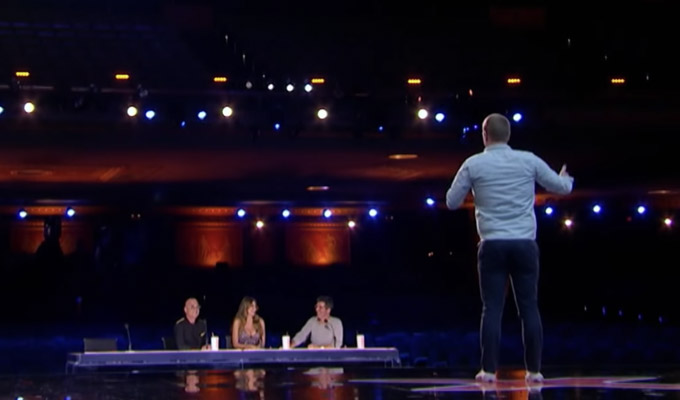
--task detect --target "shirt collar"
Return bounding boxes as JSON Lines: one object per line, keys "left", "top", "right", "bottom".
{"left": 484, "top": 143, "right": 511, "bottom": 152}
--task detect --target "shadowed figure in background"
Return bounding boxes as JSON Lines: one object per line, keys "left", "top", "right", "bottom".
{"left": 35, "top": 216, "right": 64, "bottom": 268}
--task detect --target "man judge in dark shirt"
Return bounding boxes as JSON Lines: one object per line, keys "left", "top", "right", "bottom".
{"left": 174, "top": 297, "right": 210, "bottom": 350}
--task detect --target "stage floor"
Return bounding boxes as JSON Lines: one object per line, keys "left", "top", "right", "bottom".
{"left": 2, "top": 366, "right": 680, "bottom": 399}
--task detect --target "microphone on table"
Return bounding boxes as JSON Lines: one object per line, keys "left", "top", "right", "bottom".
{"left": 204, "top": 319, "right": 210, "bottom": 347}
{"left": 124, "top": 323, "right": 133, "bottom": 351}
{"left": 202, "top": 295, "right": 209, "bottom": 347}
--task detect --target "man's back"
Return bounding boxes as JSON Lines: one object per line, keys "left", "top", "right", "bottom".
{"left": 447, "top": 144, "right": 573, "bottom": 240}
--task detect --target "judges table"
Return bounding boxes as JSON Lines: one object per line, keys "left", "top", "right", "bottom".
{"left": 66, "top": 347, "right": 401, "bottom": 373}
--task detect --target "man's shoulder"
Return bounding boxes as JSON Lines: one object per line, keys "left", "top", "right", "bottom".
{"left": 175, "top": 317, "right": 187, "bottom": 326}
{"left": 512, "top": 148, "right": 537, "bottom": 158}
{"left": 330, "top": 316, "right": 343, "bottom": 324}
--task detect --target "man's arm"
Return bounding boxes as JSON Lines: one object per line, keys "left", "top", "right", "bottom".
{"left": 291, "top": 318, "right": 313, "bottom": 348}
{"left": 446, "top": 162, "right": 472, "bottom": 209}
{"left": 174, "top": 322, "right": 190, "bottom": 350}
{"left": 534, "top": 157, "right": 573, "bottom": 194}
{"left": 333, "top": 319, "right": 343, "bottom": 348}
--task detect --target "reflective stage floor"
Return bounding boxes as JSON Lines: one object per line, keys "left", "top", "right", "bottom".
{"left": 2, "top": 366, "right": 680, "bottom": 400}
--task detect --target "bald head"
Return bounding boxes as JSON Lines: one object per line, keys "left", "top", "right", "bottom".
{"left": 482, "top": 113, "right": 511, "bottom": 145}
{"left": 184, "top": 297, "right": 200, "bottom": 323}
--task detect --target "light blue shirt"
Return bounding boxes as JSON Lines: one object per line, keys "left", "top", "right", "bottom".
{"left": 446, "top": 144, "right": 574, "bottom": 241}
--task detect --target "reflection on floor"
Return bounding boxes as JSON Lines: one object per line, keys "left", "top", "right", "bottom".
{"left": 2, "top": 366, "right": 680, "bottom": 400}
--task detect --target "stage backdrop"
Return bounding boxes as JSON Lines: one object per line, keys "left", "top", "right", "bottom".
{"left": 175, "top": 221, "right": 243, "bottom": 268}
{"left": 285, "top": 222, "right": 350, "bottom": 267}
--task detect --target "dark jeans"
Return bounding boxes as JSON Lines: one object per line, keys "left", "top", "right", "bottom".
{"left": 477, "top": 239, "right": 542, "bottom": 373}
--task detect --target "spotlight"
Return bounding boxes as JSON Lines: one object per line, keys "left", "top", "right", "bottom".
{"left": 274, "top": 123, "right": 281, "bottom": 131}
{"left": 281, "top": 209, "right": 291, "bottom": 218}
{"left": 378, "top": 125, "right": 384, "bottom": 132}
{"left": 368, "top": 208, "right": 378, "bottom": 218}
{"left": 0, "top": 106, "right": 4, "bottom": 115}
{"left": 255, "top": 220, "right": 264, "bottom": 229}
{"left": 144, "top": 110, "right": 155, "bottom": 120}
{"left": 592, "top": 204, "right": 602, "bottom": 214}
{"left": 286, "top": 84, "right": 294, "bottom": 92}
{"left": 637, "top": 205, "right": 646, "bottom": 215}
{"left": 65, "top": 207, "right": 76, "bottom": 218}
{"left": 544, "top": 206, "right": 554, "bottom": 216}
{"left": 434, "top": 112, "right": 445, "bottom": 122}
{"left": 664, "top": 217, "right": 673, "bottom": 227}
{"left": 24, "top": 102, "right": 35, "bottom": 113}
{"left": 236, "top": 208, "right": 246, "bottom": 218}
{"left": 180, "top": 121, "right": 186, "bottom": 127}
{"left": 317, "top": 108, "right": 328, "bottom": 120}
{"left": 304, "top": 83, "right": 313, "bottom": 92}
{"left": 512, "top": 112, "right": 523, "bottom": 122}
{"left": 126, "top": 106, "right": 138, "bottom": 117}
{"left": 197, "top": 111, "right": 207, "bottom": 120}
{"left": 417, "top": 109, "right": 428, "bottom": 120}
{"left": 425, "top": 197, "right": 435, "bottom": 206}
{"left": 267, "top": 83, "right": 275, "bottom": 91}
{"left": 348, "top": 220, "right": 356, "bottom": 228}
{"left": 563, "top": 218, "right": 573, "bottom": 228}
{"left": 323, "top": 209, "right": 332, "bottom": 218}
{"left": 245, "top": 81, "right": 253, "bottom": 89}
{"left": 222, "top": 106, "right": 233, "bottom": 117}
{"left": 18, "top": 209, "right": 28, "bottom": 219}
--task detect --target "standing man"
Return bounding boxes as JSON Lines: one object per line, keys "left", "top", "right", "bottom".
{"left": 174, "top": 297, "right": 210, "bottom": 350}
{"left": 291, "top": 296, "right": 343, "bottom": 348}
{"left": 446, "top": 113, "right": 573, "bottom": 383}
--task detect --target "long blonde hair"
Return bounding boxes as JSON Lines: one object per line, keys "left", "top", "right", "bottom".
{"left": 233, "top": 296, "right": 262, "bottom": 334}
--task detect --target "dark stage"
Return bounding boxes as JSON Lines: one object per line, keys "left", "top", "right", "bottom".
{"left": 3, "top": 366, "right": 680, "bottom": 400}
